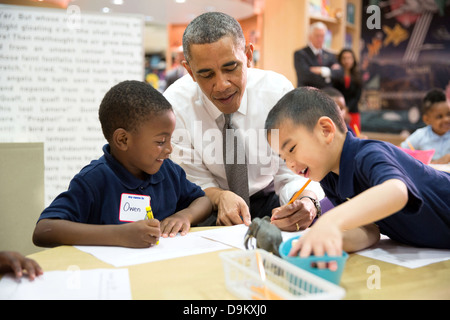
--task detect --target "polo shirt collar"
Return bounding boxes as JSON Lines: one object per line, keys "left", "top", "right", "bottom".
{"left": 337, "top": 132, "right": 360, "bottom": 199}
{"left": 102, "top": 144, "right": 164, "bottom": 190}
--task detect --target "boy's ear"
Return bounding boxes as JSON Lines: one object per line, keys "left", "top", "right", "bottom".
{"left": 317, "top": 116, "right": 336, "bottom": 143}
{"left": 112, "top": 128, "right": 129, "bottom": 151}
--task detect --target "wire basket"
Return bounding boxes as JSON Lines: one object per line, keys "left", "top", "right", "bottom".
{"left": 220, "top": 249, "right": 346, "bottom": 300}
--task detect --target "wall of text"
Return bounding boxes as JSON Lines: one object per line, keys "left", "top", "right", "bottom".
{"left": 0, "top": 5, "right": 144, "bottom": 205}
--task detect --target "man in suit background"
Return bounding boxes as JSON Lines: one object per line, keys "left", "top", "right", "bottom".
{"left": 294, "top": 22, "right": 342, "bottom": 88}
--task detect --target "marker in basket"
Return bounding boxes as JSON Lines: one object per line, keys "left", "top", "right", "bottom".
{"left": 287, "top": 179, "right": 311, "bottom": 205}
{"left": 251, "top": 251, "right": 283, "bottom": 300}
{"left": 353, "top": 124, "right": 361, "bottom": 138}
{"left": 145, "top": 205, "right": 159, "bottom": 245}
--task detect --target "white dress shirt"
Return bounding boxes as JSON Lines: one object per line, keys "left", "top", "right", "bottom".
{"left": 164, "top": 68, "right": 324, "bottom": 204}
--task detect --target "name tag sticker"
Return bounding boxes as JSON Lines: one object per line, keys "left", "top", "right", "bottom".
{"left": 119, "top": 193, "right": 151, "bottom": 222}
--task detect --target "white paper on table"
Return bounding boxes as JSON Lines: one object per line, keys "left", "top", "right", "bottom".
{"left": 0, "top": 268, "right": 131, "bottom": 300}
{"left": 357, "top": 236, "right": 450, "bottom": 269}
{"left": 75, "top": 231, "right": 230, "bottom": 267}
{"left": 196, "top": 224, "right": 305, "bottom": 250}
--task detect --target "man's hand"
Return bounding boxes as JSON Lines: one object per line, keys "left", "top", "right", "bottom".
{"left": 271, "top": 197, "right": 317, "bottom": 231}
{"left": 216, "top": 190, "right": 251, "bottom": 226}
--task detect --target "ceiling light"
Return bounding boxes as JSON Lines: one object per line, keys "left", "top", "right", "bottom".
{"left": 175, "top": 0, "right": 186, "bottom": 3}
{"left": 102, "top": 7, "right": 110, "bottom": 13}
{"left": 112, "top": 0, "right": 123, "bottom": 5}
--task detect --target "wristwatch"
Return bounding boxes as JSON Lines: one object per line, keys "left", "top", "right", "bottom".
{"left": 299, "top": 196, "right": 322, "bottom": 217}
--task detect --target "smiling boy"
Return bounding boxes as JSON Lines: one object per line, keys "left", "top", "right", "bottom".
{"left": 401, "top": 88, "right": 450, "bottom": 164}
{"left": 265, "top": 87, "right": 450, "bottom": 257}
{"left": 33, "top": 81, "right": 211, "bottom": 248}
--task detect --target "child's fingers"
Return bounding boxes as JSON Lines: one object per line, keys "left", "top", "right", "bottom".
{"left": 9, "top": 258, "right": 23, "bottom": 278}
{"left": 145, "top": 218, "right": 160, "bottom": 228}
{"left": 161, "top": 220, "right": 176, "bottom": 238}
{"left": 179, "top": 222, "right": 190, "bottom": 236}
{"left": 289, "top": 238, "right": 309, "bottom": 257}
{"left": 22, "top": 258, "right": 39, "bottom": 280}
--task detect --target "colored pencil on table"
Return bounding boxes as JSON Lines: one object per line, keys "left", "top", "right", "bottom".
{"left": 407, "top": 140, "right": 415, "bottom": 151}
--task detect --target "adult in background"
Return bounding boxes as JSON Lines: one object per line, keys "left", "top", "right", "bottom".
{"left": 294, "top": 22, "right": 342, "bottom": 88}
{"left": 164, "top": 12, "right": 324, "bottom": 230}
{"left": 333, "top": 48, "right": 362, "bottom": 132}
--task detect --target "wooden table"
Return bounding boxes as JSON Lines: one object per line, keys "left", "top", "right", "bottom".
{"left": 20, "top": 227, "right": 450, "bottom": 300}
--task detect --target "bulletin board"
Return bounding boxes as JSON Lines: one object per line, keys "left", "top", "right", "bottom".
{"left": 0, "top": 5, "right": 144, "bottom": 205}
{"left": 359, "top": 0, "right": 450, "bottom": 134}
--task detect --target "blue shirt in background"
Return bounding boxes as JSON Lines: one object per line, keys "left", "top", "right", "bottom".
{"left": 400, "top": 125, "right": 450, "bottom": 160}
{"left": 321, "top": 133, "right": 450, "bottom": 249}
{"left": 38, "top": 144, "right": 205, "bottom": 225}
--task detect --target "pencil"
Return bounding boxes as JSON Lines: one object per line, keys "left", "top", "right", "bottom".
{"left": 407, "top": 140, "right": 415, "bottom": 151}
{"left": 287, "top": 179, "right": 311, "bottom": 205}
{"left": 353, "top": 124, "right": 361, "bottom": 137}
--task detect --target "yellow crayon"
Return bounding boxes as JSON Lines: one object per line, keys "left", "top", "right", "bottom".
{"left": 145, "top": 206, "right": 154, "bottom": 220}
{"left": 145, "top": 206, "right": 159, "bottom": 245}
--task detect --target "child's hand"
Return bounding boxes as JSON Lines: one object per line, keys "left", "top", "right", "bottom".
{"left": 119, "top": 219, "right": 160, "bottom": 248}
{"left": 160, "top": 213, "right": 190, "bottom": 238}
{"left": 289, "top": 218, "right": 343, "bottom": 258}
{"left": 0, "top": 251, "right": 43, "bottom": 280}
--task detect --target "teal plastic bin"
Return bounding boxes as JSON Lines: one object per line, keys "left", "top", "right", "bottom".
{"left": 279, "top": 235, "right": 348, "bottom": 285}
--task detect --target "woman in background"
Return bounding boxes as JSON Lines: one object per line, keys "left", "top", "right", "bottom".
{"left": 333, "top": 48, "right": 362, "bottom": 133}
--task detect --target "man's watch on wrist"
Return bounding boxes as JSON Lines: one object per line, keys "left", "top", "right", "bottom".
{"left": 299, "top": 196, "right": 322, "bottom": 217}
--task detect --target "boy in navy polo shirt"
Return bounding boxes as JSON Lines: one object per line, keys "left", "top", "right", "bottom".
{"left": 265, "top": 87, "right": 450, "bottom": 258}
{"left": 33, "top": 81, "right": 212, "bottom": 248}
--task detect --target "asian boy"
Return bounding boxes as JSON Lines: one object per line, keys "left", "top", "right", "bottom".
{"left": 33, "top": 80, "right": 212, "bottom": 248}
{"left": 265, "top": 87, "right": 450, "bottom": 258}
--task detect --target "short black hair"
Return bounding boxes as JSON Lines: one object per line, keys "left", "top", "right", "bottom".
{"left": 182, "top": 12, "right": 245, "bottom": 62}
{"left": 98, "top": 80, "right": 172, "bottom": 142}
{"left": 422, "top": 88, "right": 446, "bottom": 115}
{"left": 265, "top": 86, "right": 347, "bottom": 133}
{"left": 321, "top": 86, "right": 344, "bottom": 99}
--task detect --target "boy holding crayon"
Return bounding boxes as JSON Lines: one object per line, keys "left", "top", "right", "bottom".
{"left": 265, "top": 87, "right": 450, "bottom": 257}
{"left": 33, "top": 81, "right": 212, "bottom": 248}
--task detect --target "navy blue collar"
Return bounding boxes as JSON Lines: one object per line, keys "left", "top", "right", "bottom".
{"left": 336, "top": 132, "right": 361, "bottom": 200}
{"left": 102, "top": 144, "right": 165, "bottom": 190}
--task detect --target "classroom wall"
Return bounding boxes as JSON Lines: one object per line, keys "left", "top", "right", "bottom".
{"left": 0, "top": 5, "right": 144, "bottom": 206}
{"left": 359, "top": 0, "right": 450, "bottom": 134}
{"left": 0, "top": 143, "right": 44, "bottom": 255}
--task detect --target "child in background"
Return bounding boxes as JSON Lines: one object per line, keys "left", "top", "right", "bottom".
{"left": 33, "top": 81, "right": 212, "bottom": 248}
{"left": 322, "top": 87, "right": 368, "bottom": 139}
{"left": 265, "top": 87, "right": 450, "bottom": 257}
{"left": 401, "top": 88, "right": 450, "bottom": 164}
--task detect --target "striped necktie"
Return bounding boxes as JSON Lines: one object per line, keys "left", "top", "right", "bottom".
{"left": 222, "top": 113, "right": 250, "bottom": 206}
